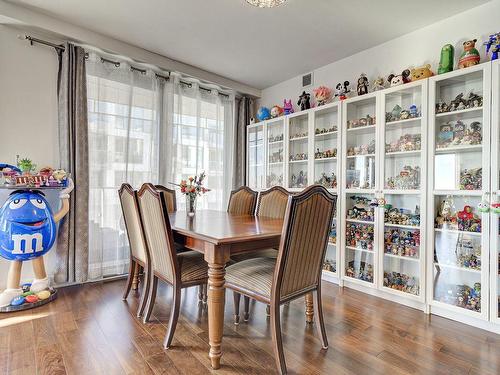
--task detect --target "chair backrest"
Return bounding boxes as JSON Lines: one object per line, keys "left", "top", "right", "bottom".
{"left": 118, "top": 183, "right": 148, "bottom": 264}
{"left": 272, "top": 185, "right": 336, "bottom": 302}
{"left": 155, "top": 185, "right": 177, "bottom": 213}
{"left": 137, "top": 183, "right": 179, "bottom": 285}
{"left": 227, "top": 186, "right": 258, "bottom": 215}
{"left": 256, "top": 186, "right": 290, "bottom": 219}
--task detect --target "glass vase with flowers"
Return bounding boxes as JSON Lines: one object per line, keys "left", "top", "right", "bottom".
{"left": 173, "top": 172, "right": 210, "bottom": 217}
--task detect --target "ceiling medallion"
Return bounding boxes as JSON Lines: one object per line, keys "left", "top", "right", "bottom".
{"left": 246, "top": 0, "right": 286, "bottom": 8}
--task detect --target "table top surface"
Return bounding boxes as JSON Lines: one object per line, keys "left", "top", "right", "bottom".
{"left": 169, "top": 210, "right": 283, "bottom": 245}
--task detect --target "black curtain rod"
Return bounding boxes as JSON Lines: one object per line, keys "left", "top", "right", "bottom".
{"left": 25, "top": 35, "right": 65, "bottom": 52}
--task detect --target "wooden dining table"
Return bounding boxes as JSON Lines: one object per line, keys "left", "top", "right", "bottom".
{"left": 168, "top": 209, "right": 286, "bottom": 369}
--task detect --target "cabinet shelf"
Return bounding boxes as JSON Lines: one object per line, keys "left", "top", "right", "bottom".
{"left": 314, "top": 157, "right": 337, "bottom": 162}
{"left": 346, "top": 218, "right": 374, "bottom": 224}
{"left": 385, "top": 150, "right": 421, "bottom": 157}
{"left": 268, "top": 140, "right": 283, "bottom": 145}
{"left": 385, "top": 117, "right": 421, "bottom": 126}
{"left": 289, "top": 159, "right": 308, "bottom": 164}
{"left": 433, "top": 263, "right": 481, "bottom": 274}
{"left": 315, "top": 131, "right": 338, "bottom": 137}
{"left": 384, "top": 253, "right": 420, "bottom": 262}
{"left": 384, "top": 223, "right": 420, "bottom": 230}
{"left": 435, "top": 106, "right": 482, "bottom": 118}
{"left": 268, "top": 162, "right": 283, "bottom": 166}
{"left": 434, "top": 228, "right": 482, "bottom": 237}
{"left": 435, "top": 144, "right": 482, "bottom": 154}
{"left": 345, "top": 246, "right": 373, "bottom": 254}
{"left": 346, "top": 153, "right": 375, "bottom": 159}
{"left": 346, "top": 124, "right": 376, "bottom": 134}
{"left": 289, "top": 136, "right": 308, "bottom": 141}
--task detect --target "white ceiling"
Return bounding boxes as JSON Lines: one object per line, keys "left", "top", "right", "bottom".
{"left": 8, "top": 0, "right": 489, "bottom": 90}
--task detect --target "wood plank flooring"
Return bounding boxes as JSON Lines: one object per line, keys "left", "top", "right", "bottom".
{"left": 0, "top": 279, "right": 498, "bottom": 375}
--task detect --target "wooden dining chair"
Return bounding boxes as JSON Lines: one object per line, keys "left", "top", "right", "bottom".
{"left": 118, "top": 184, "right": 151, "bottom": 318}
{"left": 231, "top": 185, "right": 290, "bottom": 322}
{"left": 225, "top": 185, "right": 336, "bottom": 374}
{"left": 227, "top": 186, "right": 258, "bottom": 215}
{"left": 137, "top": 183, "right": 208, "bottom": 348}
{"left": 154, "top": 185, "right": 177, "bottom": 213}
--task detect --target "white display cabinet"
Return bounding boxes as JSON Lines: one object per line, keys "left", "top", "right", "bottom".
{"left": 427, "top": 64, "right": 491, "bottom": 323}
{"left": 266, "top": 117, "right": 285, "bottom": 188}
{"left": 287, "top": 112, "right": 310, "bottom": 190}
{"left": 491, "top": 59, "right": 500, "bottom": 325}
{"left": 247, "top": 123, "right": 265, "bottom": 190}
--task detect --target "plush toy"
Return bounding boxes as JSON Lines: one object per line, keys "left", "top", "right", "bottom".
{"left": 256, "top": 107, "right": 271, "bottom": 122}
{"left": 356, "top": 73, "right": 369, "bottom": 96}
{"left": 371, "top": 77, "right": 385, "bottom": 91}
{"left": 387, "top": 69, "right": 410, "bottom": 87}
{"left": 484, "top": 33, "right": 500, "bottom": 61}
{"left": 477, "top": 199, "right": 490, "bottom": 213}
{"left": 270, "top": 105, "right": 283, "bottom": 118}
{"left": 297, "top": 91, "right": 311, "bottom": 111}
{"left": 491, "top": 202, "right": 500, "bottom": 214}
{"left": 313, "top": 86, "right": 332, "bottom": 106}
{"left": 458, "top": 39, "right": 480, "bottom": 69}
{"left": 335, "top": 81, "right": 351, "bottom": 100}
{"left": 283, "top": 99, "right": 294, "bottom": 115}
{"left": 438, "top": 44, "right": 454, "bottom": 74}
{"left": 411, "top": 64, "right": 434, "bottom": 81}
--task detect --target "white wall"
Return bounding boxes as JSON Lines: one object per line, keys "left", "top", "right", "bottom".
{"left": 0, "top": 25, "right": 59, "bottom": 289}
{"left": 260, "top": 0, "right": 500, "bottom": 108}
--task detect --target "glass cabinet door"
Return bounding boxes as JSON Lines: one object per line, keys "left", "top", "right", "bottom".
{"left": 266, "top": 118, "right": 284, "bottom": 188}
{"left": 429, "top": 65, "right": 490, "bottom": 318}
{"left": 288, "top": 113, "right": 309, "bottom": 189}
{"left": 314, "top": 105, "right": 339, "bottom": 191}
{"left": 492, "top": 60, "right": 500, "bottom": 323}
{"left": 247, "top": 124, "right": 264, "bottom": 190}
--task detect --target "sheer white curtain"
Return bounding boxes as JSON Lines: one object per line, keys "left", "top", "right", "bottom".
{"left": 86, "top": 54, "right": 235, "bottom": 279}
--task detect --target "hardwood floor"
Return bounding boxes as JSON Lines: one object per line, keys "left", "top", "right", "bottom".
{"left": 0, "top": 279, "right": 498, "bottom": 375}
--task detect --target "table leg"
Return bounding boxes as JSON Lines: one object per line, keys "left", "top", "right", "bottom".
{"left": 305, "top": 292, "right": 314, "bottom": 324}
{"left": 205, "top": 244, "right": 230, "bottom": 370}
{"left": 132, "top": 262, "right": 140, "bottom": 291}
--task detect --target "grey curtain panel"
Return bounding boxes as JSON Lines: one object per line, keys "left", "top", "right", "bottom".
{"left": 54, "top": 42, "right": 89, "bottom": 284}
{"left": 233, "top": 96, "right": 254, "bottom": 188}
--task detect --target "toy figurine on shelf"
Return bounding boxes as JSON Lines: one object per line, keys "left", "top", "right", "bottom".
{"left": 459, "top": 167, "right": 482, "bottom": 190}
{"left": 283, "top": 99, "right": 294, "bottom": 115}
{"left": 384, "top": 227, "right": 420, "bottom": 258}
{"left": 383, "top": 272, "right": 419, "bottom": 295}
{"left": 346, "top": 222, "right": 374, "bottom": 249}
{"left": 385, "top": 205, "right": 420, "bottom": 226}
{"left": 315, "top": 172, "right": 337, "bottom": 189}
{"left": 409, "top": 105, "right": 419, "bottom": 118}
{"left": 438, "top": 44, "right": 454, "bottom": 74}
{"left": 385, "top": 133, "right": 421, "bottom": 153}
{"left": 435, "top": 196, "right": 456, "bottom": 228}
{"left": 346, "top": 261, "right": 373, "bottom": 282}
{"left": 458, "top": 39, "right": 481, "bottom": 69}
{"left": 356, "top": 73, "right": 369, "bottom": 96}
{"left": 289, "top": 131, "right": 308, "bottom": 139}
{"left": 457, "top": 205, "right": 481, "bottom": 233}
{"left": 347, "top": 114, "right": 375, "bottom": 129}
{"left": 256, "top": 107, "right": 271, "bottom": 122}
{"left": 315, "top": 147, "right": 337, "bottom": 159}
{"left": 436, "top": 120, "right": 482, "bottom": 148}
{"left": 385, "top": 165, "right": 420, "bottom": 190}
{"left": 410, "top": 64, "right": 434, "bottom": 81}
{"left": 270, "top": 105, "right": 283, "bottom": 118}
{"left": 297, "top": 91, "right": 311, "bottom": 111}
{"left": 334, "top": 81, "right": 350, "bottom": 100}
{"left": 269, "top": 149, "right": 283, "bottom": 163}
{"left": 371, "top": 76, "right": 385, "bottom": 91}
{"left": 313, "top": 86, "right": 332, "bottom": 106}
{"left": 484, "top": 33, "right": 500, "bottom": 61}
{"left": 267, "top": 172, "right": 283, "bottom": 187}
{"left": 268, "top": 133, "right": 283, "bottom": 143}
{"left": 387, "top": 69, "right": 410, "bottom": 87}
{"left": 289, "top": 152, "right": 308, "bottom": 161}
{"left": 315, "top": 125, "right": 337, "bottom": 134}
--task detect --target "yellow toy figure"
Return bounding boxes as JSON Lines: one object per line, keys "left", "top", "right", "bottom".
{"left": 0, "top": 179, "right": 73, "bottom": 308}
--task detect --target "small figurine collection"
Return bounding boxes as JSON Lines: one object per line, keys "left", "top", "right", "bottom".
{"left": 268, "top": 133, "right": 283, "bottom": 143}
{"left": 347, "top": 114, "right": 376, "bottom": 129}
{"left": 385, "top": 133, "right": 421, "bottom": 153}
{"left": 435, "top": 91, "right": 483, "bottom": 114}
{"left": 346, "top": 222, "right": 374, "bottom": 250}
{"left": 459, "top": 167, "right": 482, "bottom": 190}
{"left": 1, "top": 158, "right": 68, "bottom": 188}
{"left": 437, "top": 282, "right": 481, "bottom": 312}
{"left": 385, "top": 104, "right": 420, "bottom": 123}
{"left": 458, "top": 39, "right": 481, "bottom": 69}
{"left": 347, "top": 195, "right": 375, "bottom": 222}
{"left": 270, "top": 105, "right": 283, "bottom": 118}
{"left": 437, "top": 237, "right": 481, "bottom": 270}
{"left": 290, "top": 170, "right": 307, "bottom": 188}
{"left": 329, "top": 224, "right": 336, "bottom": 244}
{"left": 347, "top": 140, "right": 375, "bottom": 156}
{"left": 384, "top": 204, "right": 420, "bottom": 227}
{"left": 315, "top": 125, "right": 337, "bottom": 135}
{"left": 356, "top": 73, "right": 369, "bottom": 96}
{"left": 384, "top": 228, "right": 420, "bottom": 258}
{"left": 315, "top": 172, "right": 337, "bottom": 189}
{"left": 385, "top": 165, "right": 420, "bottom": 190}
{"left": 335, "top": 81, "right": 351, "bottom": 100}
{"left": 289, "top": 131, "right": 308, "bottom": 140}
{"left": 346, "top": 261, "right": 373, "bottom": 283}
{"left": 436, "top": 120, "right": 482, "bottom": 149}
{"left": 313, "top": 85, "right": 332, "bottom": 106}
{"left": 289, "top": 152, "right": 308, "bottom": 161}
{"left": 323, "top": 259, "right": 336, "bottom": 273}
{"left": 383, "top": 272, "right": 419, "bottom": 296}
{"left": 269, "top": 148, "right": 283, "bottom": 163}
{"left": 266, "top": 172, "right": 283, "bottom": 187}
{"left": 435, "top": 197, "right": 482, "bottom": 233}
{"left": 315, "top": 147, "right": 337, "bottom": 159}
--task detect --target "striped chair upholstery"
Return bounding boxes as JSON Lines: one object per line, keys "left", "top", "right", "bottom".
{"left": 227, "top": 186, "right": 258, "bottom": 215}
{"left": 225, "top": 257, "right": 275, "bottom": 299}
{"left": 155, "top": 185, "right": 177, "bottom": 213}
{"left": 256, "top": 186, "right": 290, "bottom": 219}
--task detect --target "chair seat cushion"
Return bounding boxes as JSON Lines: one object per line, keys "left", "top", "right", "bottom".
{"left": 225, "top": 257, "right": 276, "bottom": 300}
{"left": 178, "top": 251, "right": 208, "bottom": 284}
{"left": 230, "top": 248, "right": 278, "bottom": 263}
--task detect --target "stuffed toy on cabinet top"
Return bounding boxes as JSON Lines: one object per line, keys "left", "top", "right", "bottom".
{"left": 410, "top": 64, "right": 434, "bottom": 81}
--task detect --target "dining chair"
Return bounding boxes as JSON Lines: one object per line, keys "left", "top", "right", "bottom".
{"left": 137, "top": 183, "right": 208, "bottom": 348}
{"left": 118, "top": 183, "right": 151, "bottom": 318}
{"left": 227, "top": 186, "right": 258, "bottom": 215}
{"left": 225, "top": 185, "right": 336, "bottom": 374}
{"left": 231, "top": 185, "right": 290, "bottom": 322}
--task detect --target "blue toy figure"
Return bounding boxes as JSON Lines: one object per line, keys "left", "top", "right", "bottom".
{"left": 0, "top": 180, "right": 73, "bottom": 307}
{"left": 256, "top": 107, "right": 271, "bottom": 122}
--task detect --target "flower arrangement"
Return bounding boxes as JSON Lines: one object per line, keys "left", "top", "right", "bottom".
{"left": 173, "top": 172, "right": 210, "bottom": 216}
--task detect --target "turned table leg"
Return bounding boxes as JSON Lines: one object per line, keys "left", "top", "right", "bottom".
{"left": 205, "top": 244, "right": 230, "bottom": 370}
{"left": 305, "top": 292, "right": 314, "bottom": 324}
{"left": 132, "top": 262, "right": 140, "bottom": 291}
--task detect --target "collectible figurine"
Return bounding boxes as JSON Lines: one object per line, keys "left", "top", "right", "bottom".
{"left": 387, "top": 69, "right": 410, "bottom": 87}
{"left": 458, "top": 39, "right": 480, "bottom": 69}
{"left": 491, "top": 202, "right": 500, "bottom": 214}
{"left": 356, "top": 73, "right": 369, "bottom": 96}
{"left": 313, "top": 85, "right": 332, "bottom": 106}
{"left": 297, "top": 91, "right": 311, "bottom": 111}
{"left": 371, "top": 76, "right": 385, "bottom": 91}
{"left": 283, "top": 99, "right": 294, "bottom": 115}
{"left": 335, "top": 81, "right": 350, "bottom": 100}
{"left": 270, "top": 105, "right": 283, "bottom": 118}
{"left": 484, "top": 33, "right": 500, "bottom": 60}
{"left": 438, "top": 44, "right": 454, "bottom": 74}
{"left": 478, "top": 199, "right": 490, "bottom": 213}
{"left": 410, "top": 64, "right": 434, "bottom": 81}
{"left": 256, "top": 106, "right": 271, "bottom": 122}
{"left": 459, "top": 168, "right": 482, "bottom": 190}
{"left": 409, "top": 104, "right": 419, "bottom": 118}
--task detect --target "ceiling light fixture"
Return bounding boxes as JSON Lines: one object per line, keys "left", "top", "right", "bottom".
{"left": 246, "top": 0, "right": 286, "bottom": 8}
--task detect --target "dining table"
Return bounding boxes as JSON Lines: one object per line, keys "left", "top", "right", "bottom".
{"left": 168, "top": 209, "right": 314, "bottom": 370}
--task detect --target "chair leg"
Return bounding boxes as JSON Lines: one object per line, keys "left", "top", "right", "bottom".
{"left": 233, "top": 292, "right": 241, "bottom": 325}
{"left": 270, "top": 302, "right": 287, "bottom": 374}
{"left": 136, "top": 265, "right": 150, "bottom": 318}
{"left": 305, "top": 292, "right": 314, "bottom": 324}
{"left": 143, "top": 276, "right": 158, "bottom": 323}
{"left": 202, "top": 284, "right": 207, "bottom": 304}
{"left": 243, "top": 296, "right": 250, "bottom": 321}
{"left": 313, "top": 289, "right": 328, "bottom": 349}
{"left": 122, "top": 259, "right": 135, "bottom": 300}
{"left": 164, "top": 285, "right": 181, "bottom": 349}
